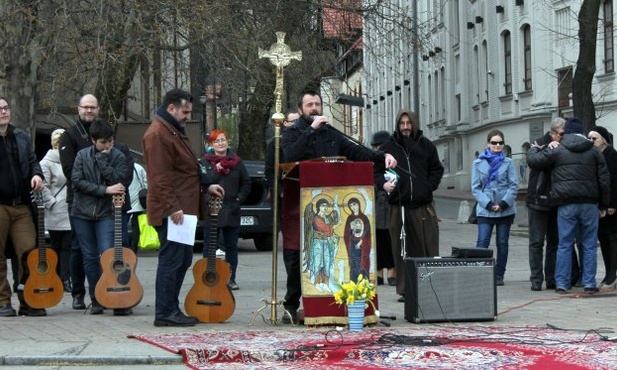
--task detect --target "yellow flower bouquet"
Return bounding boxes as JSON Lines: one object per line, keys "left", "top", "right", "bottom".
{"left": 333, "top": 274, "right": 376, "bottom": 306}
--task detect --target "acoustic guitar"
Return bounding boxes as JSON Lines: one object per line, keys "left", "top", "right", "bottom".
{"left": 185, "top": 196, "right": 235, "bottom": 323}
{"left": 95, "top": 194, "right": 143, "bottom": 309}
{"left": 23, "top": 191, "right": 64, "bottom": 309}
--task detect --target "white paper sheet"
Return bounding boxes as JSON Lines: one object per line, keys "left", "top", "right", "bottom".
{"left": 166, "top": 214, "right": 198, "bottom": 245}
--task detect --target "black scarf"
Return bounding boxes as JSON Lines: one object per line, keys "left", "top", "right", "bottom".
{"left": 156, "top": 106, "right": 185, "bottom": 135}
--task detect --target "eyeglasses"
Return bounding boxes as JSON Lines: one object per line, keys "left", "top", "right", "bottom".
{"left": 490, "top": 141, "right": 504, "bottom": 146}
{"left": 212, "top": 138, "right": 227, "bottom": 144}
{"left": 79, "top": 105, "right": 99, "bottom": 110}
{"left": 0, "top": 106, "right": 10, "bottom": 112}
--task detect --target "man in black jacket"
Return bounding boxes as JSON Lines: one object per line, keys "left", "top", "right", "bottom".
{"left": 0, "top": 96, "right": 46, "bottom": 317}
{"left": 59, "top": 94, "right": 134, "bottom": 311}
{"left": 279, "top": 89, "right": 396, "bottom": 323}
{"left": 373, "top": 109, "right": 444, "bottom": 302}
{"left": 527, "top": 117, "right": 610, "bottom": 295}
{"left": 526, "top": 118, "right": 565, "bottom": 291}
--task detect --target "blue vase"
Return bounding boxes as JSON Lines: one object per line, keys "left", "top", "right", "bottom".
{"left": 347, "top": 300, "right": 365, "bottom": 331}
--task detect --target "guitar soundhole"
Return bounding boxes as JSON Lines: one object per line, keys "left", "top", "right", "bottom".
{"left": 112, "top": 260, "right": 127, "bottom": 274}
{"left": 203, "top": 271, "right": 218, "bottom": 286}
{"left": 36, "top": 261, "right": 50, "bottom": 274}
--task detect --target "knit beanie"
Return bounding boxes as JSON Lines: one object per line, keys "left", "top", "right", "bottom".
{"left": 564, "top": 117, "right": 584, "bottom": 134}
{"left": 592, "top": 125, "right": 612, "bottom": 145}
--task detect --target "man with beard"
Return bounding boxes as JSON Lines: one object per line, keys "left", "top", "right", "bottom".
{"left": 59, "top": 94, "right": 134, "bottom": 313}
{"left": 143, "top": 89, "right": 224, "bottom": 327}
{"left": 373, "top": 110, "right": 444, "bottom": 303}
{"left": 280, "top": 89, "right": 397, "bottom": 324}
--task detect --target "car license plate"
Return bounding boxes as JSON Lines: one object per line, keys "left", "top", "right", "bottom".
{"left": 241, "top": 216, "right": 254, "bottom": 226}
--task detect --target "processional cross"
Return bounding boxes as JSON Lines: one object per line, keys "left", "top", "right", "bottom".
{"left": 251, "top": 32, "right": 301, "bottom": 326}
{"left": 258, "top": 32, "right": 302, "bottom": 116}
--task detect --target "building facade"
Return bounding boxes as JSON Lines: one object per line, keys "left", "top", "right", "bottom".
{"left": 363, "top": 0, "right": 617, "bottom": 192}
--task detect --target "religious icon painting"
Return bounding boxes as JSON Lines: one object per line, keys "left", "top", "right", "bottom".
{"left": 299, "top": 185, "right": 377, "bottom": 298}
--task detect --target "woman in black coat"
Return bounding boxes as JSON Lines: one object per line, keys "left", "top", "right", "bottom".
{"left": 200, "top": 129, "right": 250, "bottom": 290}
{"left": 588, "top": 126, "right": 617, "bottom": 289}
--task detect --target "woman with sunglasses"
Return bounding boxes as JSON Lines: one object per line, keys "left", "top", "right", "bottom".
{"left": 471, "top": 129, "right": 519, "bottom": 286}
{"left": 588, "top": 126, "right": 617, "bottom": 290}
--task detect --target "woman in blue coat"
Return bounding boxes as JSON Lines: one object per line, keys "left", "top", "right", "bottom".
{"left": 471, "top": 129, "right": 519, "bottom": 286}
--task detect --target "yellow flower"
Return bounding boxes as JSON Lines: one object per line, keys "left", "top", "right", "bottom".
{"left": 333, "top": 275, "right": 376, "bottom": 309}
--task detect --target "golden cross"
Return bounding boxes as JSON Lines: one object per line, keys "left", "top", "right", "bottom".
{"left": 259, "top": 32, "right": 302, "bottom": 115}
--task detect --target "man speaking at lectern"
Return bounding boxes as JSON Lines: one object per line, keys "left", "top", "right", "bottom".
{"left": 280, "top": 89, "right": 396, "bottom": 324}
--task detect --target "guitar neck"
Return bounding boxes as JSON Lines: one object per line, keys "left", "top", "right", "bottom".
{"left": 114, "top": 204, "right": 123, "bottom": 260}
{"left": 207, "top": 214, "right": 219, "bottom": 271}
{"left": 37, "top": 205, "right": 46, "bottom": 263}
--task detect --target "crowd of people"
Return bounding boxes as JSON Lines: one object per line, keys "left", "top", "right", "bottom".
{"left": 1, "top": 88, "right": 615, "bottom": 327}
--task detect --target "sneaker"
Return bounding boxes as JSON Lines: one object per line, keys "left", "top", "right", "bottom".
{"left": 90, "top": 301, "right": 104, "bottom": 315}
{"left": 496, "top": 280, "right": 505, "bottom": 286}
{"left": 72, "top": 295, "right": 86, "bottom": 310}
{"left": 215, "top": 249, "right": 226, "bottom": 258}
{"left": 113, "top": 308, "right": 133, "bottom": 316}
{"left": 63, "top": 280, "right": 72, "bottom": 293}
{"left": 154, "top": 312, "right": 198, "bottom": 327}
{"left": 282, "top": 309, "right": 297, "bottom": 324}
{"left": 0, "top": 304, "right": 16, "bottom": 317}
{"left": 397, "top": 295, "right": 405, "bottom": 303}
{"left": 228, "top": 281, "right": 239, "bottom": 291}
{"left": 18, "top": 306, "right": 47, "bottom": 317}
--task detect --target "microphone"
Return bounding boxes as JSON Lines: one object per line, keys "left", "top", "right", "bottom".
{"left": 310, "top": 116, "right": 327, "bottom": 126}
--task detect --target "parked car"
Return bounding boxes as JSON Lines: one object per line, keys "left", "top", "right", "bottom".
{"left": 198, "top": 160, "right": 274, "bottom": 252}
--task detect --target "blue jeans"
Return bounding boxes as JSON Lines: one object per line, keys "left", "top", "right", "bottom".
{"left": 476, "top": 221, "right": 511, "bottom": 281}
{"left": 203, "top": 226, "right": 240, "bottom": 282}
{"left": 555, "top": 203, "right": 599, "bottom": 290}
{"left": 71, "top": 217, "right": 114, "bottom": 301}
{"left": 154, "top": 220, "right": 194, "bottom": 318}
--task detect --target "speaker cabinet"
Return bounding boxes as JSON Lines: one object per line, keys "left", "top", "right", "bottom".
{"left": 405, "top": 257, "right": 496, "bottom": 323}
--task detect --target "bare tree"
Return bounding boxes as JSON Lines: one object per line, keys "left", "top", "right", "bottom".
{"left": 572, "top": 0, "right": 601, "bottom": 131}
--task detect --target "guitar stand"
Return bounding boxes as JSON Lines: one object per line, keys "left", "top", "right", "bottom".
{"left": 249, "top": 298, "right": 294, "bottom": 326}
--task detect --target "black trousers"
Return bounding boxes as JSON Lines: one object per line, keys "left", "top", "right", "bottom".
{"left": 283, "top": 249, "right": 301, "bottom": 312}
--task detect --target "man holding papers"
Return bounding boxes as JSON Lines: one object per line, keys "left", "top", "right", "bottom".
{"left": 143, "top": 89, "right": 224, "bottom": 327}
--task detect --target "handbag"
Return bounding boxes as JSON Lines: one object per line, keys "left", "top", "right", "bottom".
{"left": 468, "top": 201, "right": 478, "bottom": 224}
{"left": 138, "top": 213, "right": 160, "bottom": 250}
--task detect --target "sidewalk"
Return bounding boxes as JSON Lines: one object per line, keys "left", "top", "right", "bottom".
{"left": 1, "top": 198, "right": 615, "bottom": 368}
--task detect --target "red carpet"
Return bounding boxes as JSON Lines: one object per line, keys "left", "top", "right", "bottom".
{"left": 129, "top": 326, "right": 617, "bottom": 369}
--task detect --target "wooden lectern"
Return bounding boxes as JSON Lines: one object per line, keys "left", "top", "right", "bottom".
{"left": 281, "top": 159, "right": 379, "bottom": 326}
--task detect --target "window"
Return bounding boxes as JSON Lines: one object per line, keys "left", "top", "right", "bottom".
{"left": 557, "top": 67, "right": 573, "bottom": 108}
{"left": 523, "top": 24, "right": 532, "bottom": 90}
{"left": 604, "top": 0, "right": 614, "bottom": 73}
{"left": 441, "top": 67, "right": 446, "bottom": 119}
{"left": 503, "top": 31, "right": 512, "bottom": 95}
{"left": 474, "top": 46, "right": 480, "bottom": 103}
{"left": 482, "top": 40, "right": 489, "bottom": 101}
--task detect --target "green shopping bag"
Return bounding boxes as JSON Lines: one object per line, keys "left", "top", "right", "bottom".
{"left": 138, "top": 213, "right": 160, "bottom": 250}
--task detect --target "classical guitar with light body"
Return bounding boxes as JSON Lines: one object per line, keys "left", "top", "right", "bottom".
{"left": 95, "top": 194, "right": 143, "bottom": 309}
{"left": 185, "top": 196, "right": 235, "bottom": 323}
{"left": 23, "top": 191, "right": 64, "bottom": 309}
